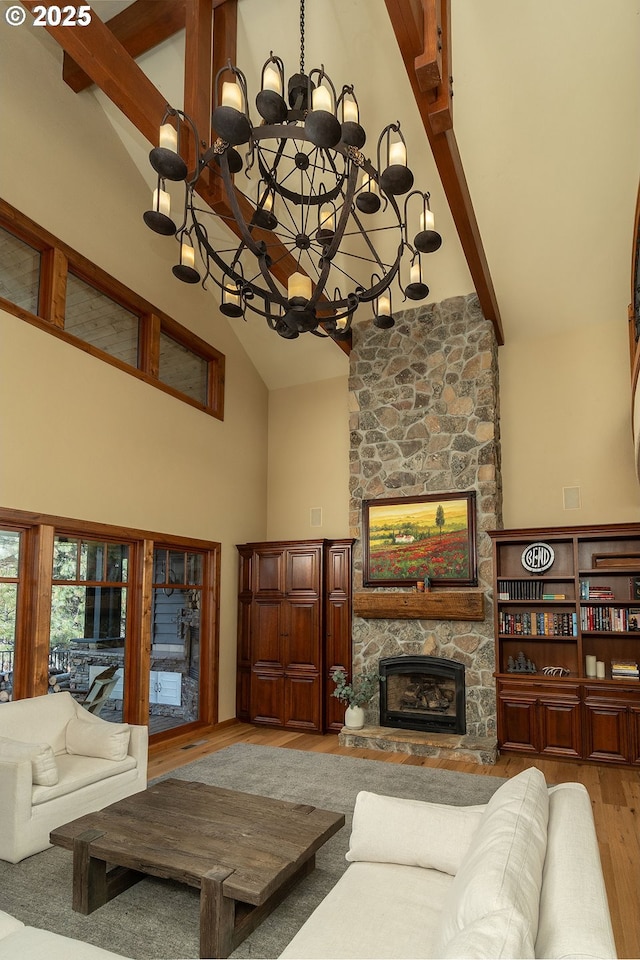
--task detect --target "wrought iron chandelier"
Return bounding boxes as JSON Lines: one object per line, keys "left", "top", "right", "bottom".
{"left": 143, "top": 0, "right": 442, "bottom": 340}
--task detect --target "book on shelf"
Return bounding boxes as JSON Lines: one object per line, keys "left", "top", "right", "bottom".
{"left": 497, "top": 579, "right": 544, "bottom": 601}
{"left": 542, "top": 593, "right": 566, "bottom": 600}
{"left": 580, "top": 606, "right": 637, "bottom": 632}
{"left": 498, "top": 610, "right": 577, "bottom": 637}
{"left": 610, "top": 659, "right": 639, "bottom": 679}
{"left": 588, "top": 587, "right": 615, "bottom": 600}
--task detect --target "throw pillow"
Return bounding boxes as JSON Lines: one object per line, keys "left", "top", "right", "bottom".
{"left": 0, "top": 735, "right": 59, "bottom": 786}
{"left": 66, "top": 715, "right": 131, "bottom": 761}
{"left": 346, "top": 791, "right": 485, "bottom": 875}
{"left": 432, "top": 766, "right": 549, "bottom": 958}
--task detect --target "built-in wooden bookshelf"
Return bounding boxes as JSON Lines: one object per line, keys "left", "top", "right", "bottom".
{"left": 490, "top": 524, "right": 640, "bottom": 765}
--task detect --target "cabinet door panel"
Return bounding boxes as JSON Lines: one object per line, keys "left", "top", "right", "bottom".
{"left": 328, "top": 544, "right": 351, "bottom": 596}
{"left": 286, "top": 600, "right": 320, "bottom": 670}
{"left": 498, "top": 694, "right": 539, "bottom": 753}
{"left": 251, "top": 672, "right": 285, "bottom": 725}
{"left": 285, "top": 674, "right": 321, "bottom": 731}
{"left": 252, "top": 601, "right": 283, "bottom": 669}
{"left": 253, "top": 550, "right": 285, "bottom": 594}
{"left": 236, "top": 667, "right": 251, "bottom": 721}
{"left": 583, "top": 703, "right": 629, "bottom": 763}
{"left": 539, "top": 699, "right": 581, "bottom": 758}
{"left": 630, "top": 707, "right": 640, "bottom": 765}
{"left": 286, "top": 546, "right": 321, "bottom": 596}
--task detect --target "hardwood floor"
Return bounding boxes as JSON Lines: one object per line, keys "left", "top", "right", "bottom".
{"left": 149, "top": 723, "right": 639, "bottom": 959}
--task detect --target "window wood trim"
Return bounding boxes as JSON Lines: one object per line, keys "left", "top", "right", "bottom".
{"left": 0, "top": 198, "right": 225, "bottom": 420}
{"left": 0, "top": 506, "right": 221, "bottom": 740}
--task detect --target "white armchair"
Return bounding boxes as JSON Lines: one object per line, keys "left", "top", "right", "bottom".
{"left": 0, "top": 692, "right": 147, "bottom": 863}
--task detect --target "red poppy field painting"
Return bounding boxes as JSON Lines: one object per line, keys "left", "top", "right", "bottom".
{"left": 363, "top": 492, "right": 477, "bottom": 587}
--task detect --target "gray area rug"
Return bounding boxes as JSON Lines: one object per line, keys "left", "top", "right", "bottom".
{"left": 0, "top": 743, "right": 506, "bottom": 959}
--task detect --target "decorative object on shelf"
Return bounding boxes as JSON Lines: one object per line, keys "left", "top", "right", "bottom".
{"left": 541, "top": 665, "right": 570, "bottom": 677}
{"left": 416, "top": 579, "right": 424, "bottom": 593}
{"left": 507, "top": 652, "right": 537, "bottom": 674}
{"left": 596, "top": 661, "right": 606, "bottom": 678}
{"left": 520, "top": 542, "right": 555, "bottom": 574}
{"left": 362, "top": 492, "right": 477, "bottom": 588}
{"left": 331, "top": 667, "right": 384, "bottom": 729}
{"left": 142, "top": 0, "right": 443, "bottom": 341}
{"left": 592, "top": 553, "right": 640, "bottom": 569}
{"left": 631, "top": 577, "right": 640, "bottom": 600}
{"left": 585, "top": 654, "right": 597, "bottom": 678}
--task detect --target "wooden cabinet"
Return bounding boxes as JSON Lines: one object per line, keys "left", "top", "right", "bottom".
{"left": 236, "top": 539, "right": 353, "bottom": 733}
{"left": 498, "top": 680, "right": 581, "bottom": 758}
{"left": 490, "top": 524, "right": 640, "bottom": 766}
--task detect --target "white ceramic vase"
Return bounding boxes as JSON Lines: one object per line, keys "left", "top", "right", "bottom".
{"left": 344, "top": 704, "right": 365, "bottom": 730}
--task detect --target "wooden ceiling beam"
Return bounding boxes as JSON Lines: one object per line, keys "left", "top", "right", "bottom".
{"left": 384, "top": 0, "right": 504, "bottom": 344}
{"left": 21, "top": 0, "right": 169, "bottom": 142}
{"left": 62, "top": 0, "right": 188, "bottom": 93}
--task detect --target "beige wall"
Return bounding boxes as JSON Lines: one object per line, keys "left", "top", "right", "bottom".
{"left": 266, "top": 377, "right": 350, "bottom": 541}
{"left": 500, "top": 319, "right": 640, "bottom": 527}
{"left": 0, "top": 24, "right": 270, "bottom": 722}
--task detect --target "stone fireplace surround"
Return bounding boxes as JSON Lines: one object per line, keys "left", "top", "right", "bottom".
{"left": 345, "top": 293, "right": 502, "bottom": 762}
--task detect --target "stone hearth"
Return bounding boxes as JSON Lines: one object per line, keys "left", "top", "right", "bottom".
{"left": 349, "top": 293, "right": 503, "bottom": 748}
{"left": 338, "top": 726, "right": 498, "bottom": 765}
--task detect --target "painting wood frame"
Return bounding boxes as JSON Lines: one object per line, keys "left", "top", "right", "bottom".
{"left": 362, "top": 492, "right": 478, "bottom": 588}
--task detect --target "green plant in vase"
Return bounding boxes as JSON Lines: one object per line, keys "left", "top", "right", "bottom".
{"left": 331, "top": 667, "right": 384, "bottom": 730}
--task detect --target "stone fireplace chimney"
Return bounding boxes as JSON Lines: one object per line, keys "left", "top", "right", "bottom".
{"left": 348, "top": 293, "right": 502, "bottom": 740}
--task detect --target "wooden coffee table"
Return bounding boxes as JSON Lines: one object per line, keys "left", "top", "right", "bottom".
{"left": 49, "top": 778, "right": 345, "bottom": 958}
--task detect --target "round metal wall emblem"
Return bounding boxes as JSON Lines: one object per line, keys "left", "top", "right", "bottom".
{"left": 521, "top": 542, "right": 555, "bottom": 573}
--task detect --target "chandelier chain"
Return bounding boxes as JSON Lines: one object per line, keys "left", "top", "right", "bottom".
{"left": 299, "top": 0, "right": 305, "bottom": 75}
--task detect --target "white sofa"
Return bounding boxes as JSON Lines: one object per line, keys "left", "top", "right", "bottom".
{"left": 280, "top": 767, "right": 617, "bottom": 959}
{"left": 0, "top": 910, "right": 130, "bottom": 960}
{"left": 0, "top": 692, "right": 147, "bottom": 863}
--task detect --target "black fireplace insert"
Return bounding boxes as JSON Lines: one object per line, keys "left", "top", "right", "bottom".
{"left": 379, "top": 655, "right": 466, "bottom": 734}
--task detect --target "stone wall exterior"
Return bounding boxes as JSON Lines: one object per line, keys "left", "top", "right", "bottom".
{"left": 349, "top": 293, "right": 503, "bottom": 738}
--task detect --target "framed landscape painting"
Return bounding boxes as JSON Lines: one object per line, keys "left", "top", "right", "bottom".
{"left": 363, "top": 492, "right": 477, "bottom": 588}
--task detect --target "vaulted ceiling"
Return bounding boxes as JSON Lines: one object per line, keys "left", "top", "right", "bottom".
{"left": 17, "top": 0, "right": 640, "bottom": 390}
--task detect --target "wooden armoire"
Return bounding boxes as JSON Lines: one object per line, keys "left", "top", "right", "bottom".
{"left": 236, "top": 538, "right": 353, "bottom": 733}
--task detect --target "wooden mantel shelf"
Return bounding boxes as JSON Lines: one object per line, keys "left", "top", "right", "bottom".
{"left": 353, "top": 590, "right": 485, "bottom": 621}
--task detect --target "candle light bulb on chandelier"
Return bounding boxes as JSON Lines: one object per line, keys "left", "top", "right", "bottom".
{"left": 288, "top": 272, "right": 312, "bottom": 302}
{"left": 222, "top": 81, "right": 243, "bottom": 111}
{"left": 172, "top": 234, "right": 200, "bottom": 284}
{"left": 263, "top": 64, "right": 282, "bottom": 95}
{"left": 159, "top": 123, "right": 177, "bottom": 152}
{"left": 143, "top": 181, "right": 176, "bottom": 235}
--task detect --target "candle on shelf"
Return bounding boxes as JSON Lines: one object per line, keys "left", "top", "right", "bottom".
{"left": 420, "top": 209, "right": 435, "bottom": 231}
{"left": 596, "top": 660, "right": 605, "bottom": 678}
{"left": 388, "top": 140, "right": 406, "bottom": 166}
{"left": 221, "top": 81, "right": 243, "bottom": 112}
{"left": 159, "top": 123, "right": 178, "bottom": 152}
{"left": 153, "top": 187, "right": 170, "bottom": 217}
{"left": 312, "top": 85, "right": 332, "bottom": 113}
{"left": 288, "top": 272, "right": 312, "bottom": 300}
{"left": 342, "top": 99, "right": 358, "bottom": 124}
{"left": 263, "top": 65, "right": 282, "bottom": 95}
{"left": 585, "top": 655, "right": 597, "bottom": 678}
